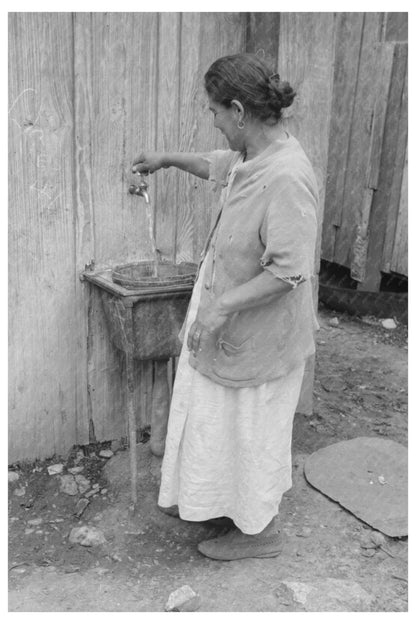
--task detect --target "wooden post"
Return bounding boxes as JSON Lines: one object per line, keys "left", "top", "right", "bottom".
{"left": 123, "top": 302, "right": 137, "bottom": 507}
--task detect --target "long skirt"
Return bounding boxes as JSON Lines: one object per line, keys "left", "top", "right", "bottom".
{"left": 158, "top": 260, "right": 305, "bottom": 535}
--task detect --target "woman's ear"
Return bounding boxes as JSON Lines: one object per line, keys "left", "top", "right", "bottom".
{"left": 231, "top": 99, "right": 245, "bottom": 120}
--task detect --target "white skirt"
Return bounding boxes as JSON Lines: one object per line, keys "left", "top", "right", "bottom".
{"left": 158, "top": 259, "right": 305, "bottom": 534}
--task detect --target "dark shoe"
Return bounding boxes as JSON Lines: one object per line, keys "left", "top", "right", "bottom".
{"left": 197, "top": 529, "right": 283, "bottom": 561}
{"left": 158, "top": 505, "right": 234, "bottom": 527}
{"left": 206, "top": 516, "right": 235, "bottom": 528}
{"left": 158, "top": 504, "right": 179, "bottom": 518}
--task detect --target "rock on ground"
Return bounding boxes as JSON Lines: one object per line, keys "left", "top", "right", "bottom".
{"left": 47, "top": 464, "right": 64, "bottom": 476}
{"left": 59, "top": 474, "right": 90, "bottom": 496}
{"left": 59, "top": 475, "right": 78, "bottom": 496}
{"left": 8, "top": 471, "right": 20, "bottom": 483}
{"left": 99, "top": 450, "right": 114, "bottom": 459}
{"left": 165, "top": 585, "right": 201, "bottom": 612}
{"left": 68, "top": 526, "right": 107, "bottom": 547}
{"left": 277, "top": 578, "right": 375, "bottom": 611}
{"left": 74, "top": 474, "right": 90, "bottom": 494}
{"left": 68, "top": 466, "right": 84, "bottom": 475}
{"left": 381, "top": 318, "right": 397, "bottom": 330}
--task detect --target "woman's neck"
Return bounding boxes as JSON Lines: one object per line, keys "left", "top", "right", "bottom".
{"left": 243, "top": 122, "right": 287, "bottom": 161}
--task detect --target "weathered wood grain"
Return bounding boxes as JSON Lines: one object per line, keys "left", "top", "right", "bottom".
{"left": 384, "top": 12, "right": 408, "bottom": 42}
{"left": 321, "top": 13, "right": 364, "bottom": 261}
{"left": 358, "top": 43, "right": 408, "bottom": 291}
{"left": 175, "top": 12, "right": 201, "bottom": 263}
{"left": 75, "top": 13, "right": 125, "bottom": 444}
{"left": 365, "top": 44, "right": 396, "bottom": 191}
{"left": 246, "top": 12, "right": 280, "bottom": 68}
{"left": 350, "top": 42, "right": 394, "bottom": 283}
{"left": 278, "top": 13, "right": 336, "bottom": 414}
{"left": 154, "top": 12, "right": 181, "bottom": 263}
{"left": 124, "top": 13, "right": 159, "bottom": 264}
{"left": 8, "top": 13, "right": 80, "bottom": 461}
{"left": 333, "top": 13, "right": 385, "bottom": 267}
{"left": 390, "top": 146, "right": 408, "bottom": 275}
{"left": 381, "top": 51, "right": 408, "bottom": 273}
{"left": 90, "top": 13, "right": 131, "bottom": 266}
{"left": 73, "top": 13, "right": 95, "bottom": 447}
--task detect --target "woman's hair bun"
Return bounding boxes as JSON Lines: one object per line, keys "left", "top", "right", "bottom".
{"left": 205, "top": 54, "right": 296, "bottom": 123}
{"left": 268, "top": 79, "right": 296, "bottom": 110}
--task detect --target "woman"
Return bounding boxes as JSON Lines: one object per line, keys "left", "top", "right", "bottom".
{"left": 132, "top": 54, "right": 319, "bottom": 561}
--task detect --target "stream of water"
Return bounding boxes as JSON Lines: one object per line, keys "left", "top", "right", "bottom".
{"left": 145, "top": 200, "right": 159, "bottom": 278}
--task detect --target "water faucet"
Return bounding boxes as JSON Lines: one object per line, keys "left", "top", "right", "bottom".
{"left": 129, "top": 173, "right": 150, "bottom": 204}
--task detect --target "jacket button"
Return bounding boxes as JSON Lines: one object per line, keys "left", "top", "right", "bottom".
{"left": 204, "top": 283, "right": 210, "bottom": 289}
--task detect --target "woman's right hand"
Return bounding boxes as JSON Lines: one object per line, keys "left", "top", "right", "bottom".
{"left": 132, "top": 151, "right": 167, "bottom": 174}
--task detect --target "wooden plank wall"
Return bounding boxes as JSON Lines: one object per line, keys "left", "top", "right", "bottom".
{"left": 8, "top": 13, "right": 89, "bottom": 462}
{"left": 13, "top": 12, "right": 404, "bottom": 460}
{"left": 321, "top": 12, "right": 408, "bottom": 290}
{"left": 9, "top": 12, "right": 246, "bottom": 462}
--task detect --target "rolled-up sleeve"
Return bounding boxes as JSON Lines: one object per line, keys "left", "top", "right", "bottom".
{"left": 201, "top": 150, "right": 239, "bottom": 191}
{"left": 259, "top": 174, "right": 318, "bottom": 284}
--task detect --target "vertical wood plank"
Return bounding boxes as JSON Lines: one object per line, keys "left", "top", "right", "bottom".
{"left": 384, "top": 12, "right": 408, "bottom": 41}
{"left": 333, "top": 13, "right": 385, "bottom": 267}
{"left": 349, "top": 42, "right": 395, "bottom": 284}
{"left": 8, "top": 13, "right": 80, "bottom": 461}
{"left": 278, "top": 13, "right": 336, "bottom": 415}
{"left": 124, "top": 13, "right": 159, "bottom": 263}
{"left": 381, "top": 51, "right": 407, "bottom": 272}
{"left": 278, "top": 12, "right": 336, "bottom": 272}
{"left": 358, "top": 43, "right": 408, "bottom": 291}
{"left": 246, "top": 12, "right": 280, "bottom": 68}
{"left": 75, "top": 13, "right": 124, "bottom": 444}
{"left": 155, "top": 12, "right": 181, "bottom": 263}
{"left": 90, "top": 13, "right": 128, "bottom": 266}
{"left": 390, "top": 146, "right": 408, "bottom": 275}
{"left": 321, "top": 13, "right": 364, "bottom": 261}
{"left": 88, "top": 13, "right": 155, "bottom": 269}
{"left": 348, "top": 43, "right": 394, "bottom": 282}
{"left": 73, "top": 12, "right": 95, "bottom": 447}
{"left": 175, "top": 12, "right": 201, "bottom": 263}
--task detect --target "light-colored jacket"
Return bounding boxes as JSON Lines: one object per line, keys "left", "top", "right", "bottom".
{"left": 188, "top": 134, "right": 319, "bottom": 387}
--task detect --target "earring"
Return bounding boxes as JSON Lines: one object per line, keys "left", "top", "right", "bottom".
{"left": 237, "top": 120, "right": 245, "bottom": 129}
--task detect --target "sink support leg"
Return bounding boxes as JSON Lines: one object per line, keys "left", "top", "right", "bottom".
{"left": 150, "top": 359, "right": 170, "bottom": 457}
{"left": 124, "top": 303, "right": 137, "bottom": 507}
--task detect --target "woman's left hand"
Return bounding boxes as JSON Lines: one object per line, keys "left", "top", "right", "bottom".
{"left": 187, "top": 303, "right": 229, "bottom": 354}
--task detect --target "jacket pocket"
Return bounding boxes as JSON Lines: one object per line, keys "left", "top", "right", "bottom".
{"left": 213, "top": 335, "right": 256, "bottom": 382}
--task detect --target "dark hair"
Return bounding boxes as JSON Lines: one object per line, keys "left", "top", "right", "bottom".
{"left": 204, "top": 53, "right": 296, "bottom": 123}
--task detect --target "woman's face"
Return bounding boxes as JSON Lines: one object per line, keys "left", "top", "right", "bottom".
{"left": 208, "top": 96, "right": 243, "bottom": 152}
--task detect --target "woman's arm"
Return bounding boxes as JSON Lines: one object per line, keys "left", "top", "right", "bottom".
{"left": 187, "top": 271, "right": 293, "bottom": 353}
{"left": 132, "top": 151, "right": 209, "bottom": 179}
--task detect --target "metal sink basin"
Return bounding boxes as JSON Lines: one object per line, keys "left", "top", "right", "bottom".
{"left": 82, "top": 261, "right": 197, "bottom": 360}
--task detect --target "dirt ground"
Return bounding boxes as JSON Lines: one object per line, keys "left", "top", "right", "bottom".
{"left": 8, "top": 306, "right": 408, "bottom": 612}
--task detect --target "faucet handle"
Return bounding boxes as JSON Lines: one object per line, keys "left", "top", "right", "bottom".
{"left": 137, "top": 174, "right": 148, "bottom": 190}
{"left": 129, "top": 184, "right": 140, "bottom": 195}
